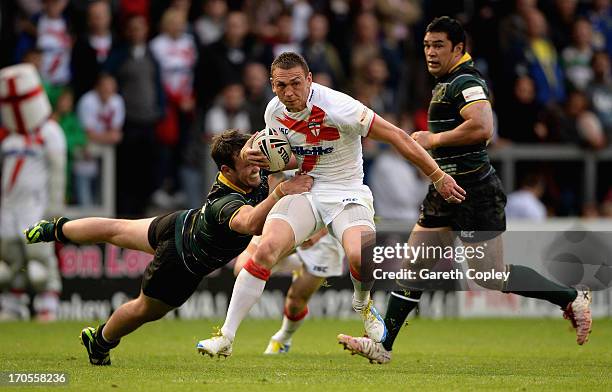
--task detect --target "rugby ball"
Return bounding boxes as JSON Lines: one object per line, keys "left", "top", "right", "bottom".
{"left": 253, "top": 128, "right": 290, "bottom": 172}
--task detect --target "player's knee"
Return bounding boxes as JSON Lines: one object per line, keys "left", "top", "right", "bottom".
{"left": 344, "top": 248, "right": 362, "bottom": 269}
{"left": 253, "top": 240, "right": 281, "bottom": 269}
{"left": 285, "top": 291, "right": 308, "bottom": 314}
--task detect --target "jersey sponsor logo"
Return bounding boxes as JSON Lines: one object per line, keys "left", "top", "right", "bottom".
{"left": 312, "top": 265, "right": 328, "bottom": 273}
{"left": 462, "top": 86, "right": 487, "bottom": 102}
{"left": 292, "top": 146, "right": 334, "bottom": 156}
{"left": 276, "top": 105, "right": 340, "bottom": 172}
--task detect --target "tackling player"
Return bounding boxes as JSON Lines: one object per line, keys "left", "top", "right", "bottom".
{"left": 196, "top": 52, "right": 466, "bottom": 358}
{"left": 337, "top": 17, "right": 593, "bottom": 364}
{"left": 24, "top": 129, "right": 313, "bottom": 365}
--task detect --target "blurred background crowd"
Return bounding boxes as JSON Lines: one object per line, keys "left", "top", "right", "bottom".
{"left": 1, "top": 0, "right": 611, "bottom": 219}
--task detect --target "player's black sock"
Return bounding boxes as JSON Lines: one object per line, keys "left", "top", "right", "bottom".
{"left": 382, "top": 290, "right": 422, "bottom": 351}
{"left": 503, "top": 265, "right": 577, "bottom": 308}
{"left": 95, "top": 323, "right": 120, "bottom": 351}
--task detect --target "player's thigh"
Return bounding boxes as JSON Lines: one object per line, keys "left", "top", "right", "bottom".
{"left": 330, "top": 203, "right": 375, "bottom": 265}
{"left": 407, "top": 223, "right": 456, "bottom": 268}
{"left": 137, "top": 290, "right": 176, "bottom": 318}
{"left": 114, "top": 217, "right": 156, "bottom": 254}
{"left": 265, "top": 194, "right": 321, "bottom": 246}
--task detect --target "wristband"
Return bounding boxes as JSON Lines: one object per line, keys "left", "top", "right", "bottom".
{"left": 272, "top": 183, "right": 285, "bottom": 201}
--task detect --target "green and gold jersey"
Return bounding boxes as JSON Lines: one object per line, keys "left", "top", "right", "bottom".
{"left": 178, "top": 172, "right": 269, "bottom": 272}
{"left": 428, "top": 53, "right": 494, "bottom": 184}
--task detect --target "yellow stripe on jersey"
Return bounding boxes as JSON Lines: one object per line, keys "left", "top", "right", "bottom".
{"left": 459, "top": 99, "right": 490, "bottom": 115}
{"left": 218, "top": 172, "right": 248, "bottom": 194}
{"left": 228, "top": 205, "right": 248, "bottom": 231}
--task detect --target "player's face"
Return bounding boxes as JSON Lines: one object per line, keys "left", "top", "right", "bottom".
{"left": 232, "top": 154, "right": 262, "bottom": 190}
{"left": 271, "top": 66, "right": 312, "bottom": 112}
{"left": 423, "top": 32, "right": 464, "bottom": 78}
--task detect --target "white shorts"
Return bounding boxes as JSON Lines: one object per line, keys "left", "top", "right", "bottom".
{"left": 253, "top": 233, "right": 344, "bottom": 278}
{"left": 266, "top": 185, "right": 376, "bottom": 245}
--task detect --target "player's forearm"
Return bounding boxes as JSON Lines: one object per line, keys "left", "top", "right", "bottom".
{"left": 237, "top": 194, "right": 279, "bottom": 235}
{"left": 436, "top": 119, "right": 491, "bottom": 147}
{"left": 394, "top": 129, "right": 439, "bottom": 175}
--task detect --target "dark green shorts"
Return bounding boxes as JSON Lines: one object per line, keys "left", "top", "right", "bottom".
{"left": 142, "top": 211, "right": 204, "bottom": 307}
{"left": 417, "top": 173, "right": 507, "bottom": 242}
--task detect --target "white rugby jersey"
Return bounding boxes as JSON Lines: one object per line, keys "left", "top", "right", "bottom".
{"left": 36, "top": 15, "right": 71, "bottom": 85}
{"left": 264, "top": 83, "right": 375, "bottom": 189}
{"left": 77, "top": 91, "right": 125, "bottom": 133}
{"left": 149, "top": 33, "right": 197, "bottom": 99}
{"left": 1, "top": 120, "right": 66, "bottom": 235}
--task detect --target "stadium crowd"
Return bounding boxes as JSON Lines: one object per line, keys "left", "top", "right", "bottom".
{"left": 1, "top": 0, "right": 611, "bottom": 218}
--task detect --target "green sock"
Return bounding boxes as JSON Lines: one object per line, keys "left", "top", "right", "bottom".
{"left": 503, "top": 265, "right": 577, "bottom": 308}
{"left": 382, "top": 290, "right": 422, "bottom": 351}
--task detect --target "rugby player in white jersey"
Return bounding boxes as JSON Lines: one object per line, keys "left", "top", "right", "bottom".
{"left": 197, "top": 52, "right": 465, "bottom": 358}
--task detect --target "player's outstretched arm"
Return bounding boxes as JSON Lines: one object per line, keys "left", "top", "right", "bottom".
{"left": 367, "top": 115, "right": 466, "bottom": 203}
{"left": 229, "top": 174, "right": 313, "bottom": 235}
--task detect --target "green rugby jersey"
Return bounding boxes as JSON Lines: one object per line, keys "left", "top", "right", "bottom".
{"left": 428, "top": 53, "right": 494, "bottom": 183}
{"left": 178, "top": 172, "right": 269, "bottom": 274}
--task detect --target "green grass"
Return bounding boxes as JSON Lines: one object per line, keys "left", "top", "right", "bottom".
{"left": 0, "top": 318, "right": 611, "bottom": 391}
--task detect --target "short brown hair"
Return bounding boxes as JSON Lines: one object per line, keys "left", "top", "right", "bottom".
{"left": 270, "top": 52, "right": 310, "bottom": 77}
{"left": 211, "top": 129, "right": 250, "bottom": 170}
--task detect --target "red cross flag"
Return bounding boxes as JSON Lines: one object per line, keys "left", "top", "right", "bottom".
{"left": 0, "top": 63, "right": 51, "bottom": 135}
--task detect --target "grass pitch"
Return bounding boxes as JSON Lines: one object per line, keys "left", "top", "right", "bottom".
{"left": 0, "top": 318, "right": 610, "bottom": 391}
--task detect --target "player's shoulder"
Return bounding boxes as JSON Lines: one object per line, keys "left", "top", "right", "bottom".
{"left": 447, "top": 67, "right": 489, "bottom": 94}
{"left": 311, "top": 83, "right": 354, "bottom": 105}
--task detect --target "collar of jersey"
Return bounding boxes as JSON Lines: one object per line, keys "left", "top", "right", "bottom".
{"left": 218, "top": 172, "right": 247, "bottom": 194}
{"left": 448, "top": 52, "right": 472, "bottom": 74}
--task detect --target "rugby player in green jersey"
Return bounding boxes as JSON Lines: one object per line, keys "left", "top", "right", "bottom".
{"left": 338, "top": 16, "right": 592, "bottom": 364}
{"left": 23, "top": 129, "right": 313, "bottom": 365}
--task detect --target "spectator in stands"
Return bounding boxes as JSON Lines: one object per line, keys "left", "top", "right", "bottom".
{"left": 242, "top": 62, "right": 274, "bottom": 132}
{"left": 547, "top": 0, "right": 578, "bottom": 51}
{"left": 75, "top": 73, "right": 125, "bottom": 206}
{"left": 22, "top": 48, "right": 63, "bottom": 108}
{"left": 71, "top": 0, "right": 116, "bottom": 99}
{"left": 585, "top": 0, "right": 612, "bottom": 58}
{"left": 199, "top": 83, "right": 251, "bottom": 204}
{"left": 260, "top": 12, "right": 301, "bottom": 66}
{"left": 506, "top": 173, "right": 547, "bottom": 221}
{"left": 205, "top": 83, "right": 250, "bottom": 137}
{"left": 194, "top": 0, "right": 227, "bottom": 46}
{"left": 499, "top": 0, "right": 537, "bottom": 56}
{"left": 515, "top": 8, "right": 566, "bottom": 106}
{"left": 196, "top": 11, "right": 258, "bottom": 109}
{"left": 107, "top": 14, "right": 165, "bottom": 217}
{"left": 561, "top": 90, "right": 607, "bottom": 149}
{"left": 586, "top": 50, "right": 612, "bottom": 138}
{"left": 369, "top": 144, "right": 429, "bottom": 221}
{"left": 350, "top": 12, "right": 402, "bottom": 98}
{"left": 300, "top": 13, "right": 346, "bottom": 90}
{"left": 499, "top": 75, "right": 548, "bottom": 143}
{"left": 562, "top": 18, "right": 595, "bottom": 91}
{"left": 15, "top": 0, "right": 71, "bottom": 87}
{"left": 150, "top": 7, "right": 197, "bottom": 207}
{"left": 51, "top": 89, "right": 87, "bottom": 204}
{"left": 289, "top": 0, "right": 313, "bottom": 44}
